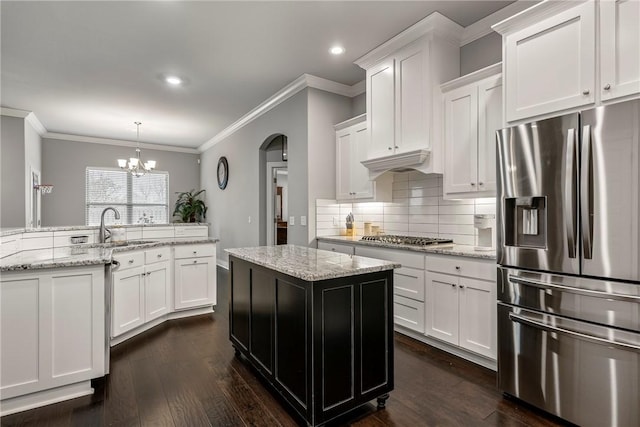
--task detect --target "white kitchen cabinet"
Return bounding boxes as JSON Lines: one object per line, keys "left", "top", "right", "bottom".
{"left": 335, "top": 116, "right": 388, "bottom": 201}
{"left": 0, "top": 266, "right": 104, "bottom": 410}
{"left": 317, "top": 241, "right": 355, "bottom": 255}
{"left": 442, "top": 65, "right": 502, "bottom": 198}
{"left": 425, "top": 255, "right": 497, "bottom": 359}
{"left": 174, "top": 244, "right": 217, "bottom": 310}
{"left": 356, "top": 14, "right": 462, "bottom": 174}
{"left": 600, "top": 0, "right": 640, "bottom": 102}
{"left": 144, "top": 260, "right": 171, "bottom": 322}
{"left": 112, "top": 264, "right": 145, "bottom": 337}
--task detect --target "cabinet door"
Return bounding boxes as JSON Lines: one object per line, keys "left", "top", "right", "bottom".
{"left": 477, "top": 74, "right": 502, "bottom": 194}
{"left": 336, "top": 127, "right": 354, "bottom": 201}
{"left": 395, "top": 40, "right": 428, "bottom": 153}
{"left": 351, "top": 122, "right": 374, "bottom": 199}
{"left": 504, "top": 1, "right": 596, "bottom": 122}
{"left": 367, "top": 58, "right": 395, "bottom": 158}
{"left": 444, "top": 84, "right": 478, "bottom": 194}
{"left": 174, "top": 257, "right": 216, "bottom": 310}
{"left": 425, "top": 272, "right": 459, "bottom": 345}
{"left": 112, "top": 266, "right": 145, "bottom": 337}
{"left": 458, "top": 277, "right": 496, "bottom": 359}
{"left": 393, "top": 295, "right": 425, "bottom": 333}
{"left": 145, "top": 260, "right": 170, "bottom": 322}
{"left": 600, "top": 0, "right": 640, "bottom": 101}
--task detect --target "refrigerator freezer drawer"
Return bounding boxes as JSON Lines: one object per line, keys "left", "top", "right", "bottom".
{"left": 498, "top": 304, "right": 640, "bottom": 427}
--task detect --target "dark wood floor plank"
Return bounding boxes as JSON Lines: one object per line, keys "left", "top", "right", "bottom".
{"left": 1, "top": 268, "right": 566, "bottom": 427}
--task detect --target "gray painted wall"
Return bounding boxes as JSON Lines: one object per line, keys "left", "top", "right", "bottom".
{"left": 24, "top": 119, "right": 42, "bottom": 227}
{"left": 460, "top": 32, "right": 502, "bottom": 75}
{"left": 1, "top": 116, "right": 26, "bottom": 227}
{"left": 41, "top": 138, "right": 200, "bottom": 226}
{"left": 351, "top": 92, "right": 366, "bottom": 116}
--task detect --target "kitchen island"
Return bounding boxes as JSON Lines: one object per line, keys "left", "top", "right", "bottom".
{"left": 226, "top": 245, "right": 399, "bottom": 426}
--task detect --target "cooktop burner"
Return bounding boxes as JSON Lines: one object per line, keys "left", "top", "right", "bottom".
{"left": 360, "top": 235, "right": 454, "bottom": 246}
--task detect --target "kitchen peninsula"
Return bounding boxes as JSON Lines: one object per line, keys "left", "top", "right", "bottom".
{"left": 0, "top": 224, "right": 218, "bottom": 416}
{"left": 226, "top": 245, "right": 399, "bottom": 426}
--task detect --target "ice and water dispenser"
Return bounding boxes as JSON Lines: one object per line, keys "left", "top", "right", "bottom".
{"left": 503, "top": 197, "right": 547, "bottom": 248}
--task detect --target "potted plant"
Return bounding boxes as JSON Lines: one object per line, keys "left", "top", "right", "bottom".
{"left": 173, "top": 189, "right": 208, "bottom": 223}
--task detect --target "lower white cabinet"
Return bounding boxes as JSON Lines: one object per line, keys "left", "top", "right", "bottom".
{"left": 0, "top": 266, "right": 105, "bottom": 402}
{"left": 426, "top": 256, "right": 496, "bottom": 359}
{"left": 317, "top": 241, "right": 355, "bottom": 255}
{"left": 145, "top": 261, "right": 171, "bottom": 321}
{"left": 174, "top": 244, "right": 217, "bottom": 310}
{"left": 112, "top": 265, "right": 145, "bottom": 337}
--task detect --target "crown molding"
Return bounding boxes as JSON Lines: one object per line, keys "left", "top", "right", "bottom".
{"left": 440, "top": 62, "right": 502, "bottom": 93}
{"left": 354, "top": 12, "right": 463, "bottom": 70}
{"left": 2, "top": 107, "right": 47, "bottom": 137}
{"left": 492, "top": 0, "right": 587, "bottom": 35}
{"left": 43, "top": 132, "right": 199, "bottom": 154}
{"left": 334, "top": 113, "right": 366, "bottom": 131}
{"left": 25, "top": 112, "right": 47, "bottom": 136}
{"left": 198, "top": 74, "right": 362, "bottom": 153}
{"left": 1, "top": 107, "right": 31, "bottom": 118}
{"left": 460, "top": 1, "right": 538, "bottom": 45}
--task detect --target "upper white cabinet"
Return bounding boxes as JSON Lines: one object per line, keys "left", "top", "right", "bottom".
{"left": 442, "top": 64, "right": 502, "bottom": 198}
{"left": 494, "top": 0, "right": 639, "bottom": 123}
{"left": 335, "top": 115, "right": 391, "bottom": 202}
{"left": 355, "top": 13, "right": 462, "bottom": 174}
{"left": 600, "top": 0, "right": 640, "bottom": 101}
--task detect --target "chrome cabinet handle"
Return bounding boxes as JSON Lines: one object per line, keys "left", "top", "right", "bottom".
{"left": 581, "top": 125, "right": 593, "bottom": 260}
{"left": 450, "top": 283, "right": 456, "bottom": 288}
{"left": 603, "top": 84, "right": 611, "bottom": 90}
{"left": 470, "top": 183, "right": 476, "bottom": 186}
{"left": 459, "top": 284, "right": 464, "bottom": 289}
{"left": 157, "top": 254, "right": 162, "bottom": 258}
{"left": 455, "top": 266, "right": 461, "bottom": 271}
{"left": 388, "top": 147, "right": 392, "bottom": 150}
{"left": 394, "top": 145, "right": 399, "bottom": 149}
{"left": 509, "top": 312, "right": 640, "bottom": 352}
{"left": 564, "top": 128, "right": 577, "bottom": 259}
{"left": 128, "top": 259, "right": 134, "bottom": 264}
{"left": 582, "top": 89, "right": 590, "bottom": 95}
{"left": 193, "top": 251, "right": 197, "bottom": 254}
{"left": 478, "top": 182, "right": 484, "bottom": 186}
{"left": 193, "top": 260, "right": 197, "bottom": 264}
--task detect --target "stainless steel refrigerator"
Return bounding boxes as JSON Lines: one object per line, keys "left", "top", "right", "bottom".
{"left": 496, "top": 99, "right": 640, "bottom": 427}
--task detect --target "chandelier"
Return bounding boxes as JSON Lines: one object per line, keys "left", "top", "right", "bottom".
{"left": 118, "top": 121, "right": 156, "bottom": 177}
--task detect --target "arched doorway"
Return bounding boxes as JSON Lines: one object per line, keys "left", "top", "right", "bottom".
{"left": 259, "top": 134, "right": 288, "bottom": 245}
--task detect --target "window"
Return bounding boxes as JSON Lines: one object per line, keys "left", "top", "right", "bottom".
{"left": 86, "top": 167, "right": 169, "bottom": 225}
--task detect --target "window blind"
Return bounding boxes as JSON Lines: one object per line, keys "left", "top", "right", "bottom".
{"left": 85, "top": 167, "right": 169, "bottom": 225}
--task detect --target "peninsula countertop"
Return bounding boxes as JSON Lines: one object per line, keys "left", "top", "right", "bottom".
{"left": 0, "top": 238, "right": 219, "bottom": 272}
{"left": 226, "top": 245, "right": 401, "bottom": 282}
{"left": 316, "top": 235, "right": 497, "bottom": 260}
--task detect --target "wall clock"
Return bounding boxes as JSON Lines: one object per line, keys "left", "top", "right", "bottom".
{"left": 217, "top": 156, "right": 229, "bottom": 190}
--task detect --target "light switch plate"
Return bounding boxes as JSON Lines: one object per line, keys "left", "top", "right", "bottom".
{"left": 301, "top": 216, "right": 307, "bottom": 226}
{"left": 289, "top": 216, "right": 295, "bottom": 226}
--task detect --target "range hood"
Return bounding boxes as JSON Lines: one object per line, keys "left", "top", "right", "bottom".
{"left": 361, "top": 149, "right": 431, "bottom": 179}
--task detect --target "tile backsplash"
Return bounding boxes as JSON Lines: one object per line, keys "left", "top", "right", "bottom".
{"left": 316, "top": 172, "right": 496, "bottom": 246}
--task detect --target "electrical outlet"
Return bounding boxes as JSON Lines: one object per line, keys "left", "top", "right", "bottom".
{"left": 333, "top": 216, "right": 338, "bottom": 226}
{"left": 289, "top": 216, "right": 295, "bottom": 226}
{"left": 301, "top": 216, "right": 307, "bottom": 226}
{"left": 248, "top": 216, "right": 251, "bottom": 224}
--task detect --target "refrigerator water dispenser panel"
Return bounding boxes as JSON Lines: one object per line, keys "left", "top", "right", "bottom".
{"left": 504, "top": 197, "right": 546, "bottom": 249}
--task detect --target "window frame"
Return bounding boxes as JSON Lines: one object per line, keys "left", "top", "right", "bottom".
{"left": 85, "top": 167, "right": 170, "bottom": 225}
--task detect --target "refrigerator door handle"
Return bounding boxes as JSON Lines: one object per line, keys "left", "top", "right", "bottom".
{"left": 508, "top": 274, "right": 640, "bottom": 302}
{"left": 581, "top": 125, "right": 594, "bottom": 259}
{"left": 564, "top": 128, "right": 577, "bottom": 258}
{"left": 508, "top": 312, "right": 640, "bottom": 352}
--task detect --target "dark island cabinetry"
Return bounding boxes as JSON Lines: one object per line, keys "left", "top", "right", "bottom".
{"left": 229, "top": 253, "right": 395, "bottom": 426}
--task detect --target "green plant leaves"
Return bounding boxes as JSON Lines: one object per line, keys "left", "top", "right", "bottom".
{"left": 173, "top": 189, "right": 207, "bottom": 223}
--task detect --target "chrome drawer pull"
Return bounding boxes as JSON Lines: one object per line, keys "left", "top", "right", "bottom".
{"left": 157, "top": 254, "right": 162, "bottom": 258}
{"left": 509, "top": 312, "right": 640, "bottom": 352}
{"left": 508, "top": 275, "right": 640, "bottom": 302}
{"left": 128, "top": 259, "right": 134, "bottom": 264}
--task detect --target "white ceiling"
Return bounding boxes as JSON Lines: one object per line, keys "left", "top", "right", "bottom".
{"left": 1, "top": 1, "right": 518, "bottom": 149}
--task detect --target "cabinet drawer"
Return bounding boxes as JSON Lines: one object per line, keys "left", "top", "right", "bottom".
{"left": 174, "top": 226, "right": 208, "bottom": 238}
{"left": 355, "top": 246, "right": 424, "bottom": 269}
{"left": 393, "top": 295, "right": 425, "bottom": 333}
{"left": 317, "top": 241, "right": 354, "bottom": 255}
{"left": 145, "top": 247, "right": 171, "bottom": 265}
{"left": 426, "top": 255, "right": 496, "bottom": 281}
{"left": 142, "top": 227, "right": 174, "bottom": 239}
{"left": 174, "top": 244, "right": 215, "bottom": 259}
{"left": 126, "top": 227, "right": 143, "bottom": 240}
{"left": 21, "top": 233, "right": 53, "bottom": 251}
{"left": 113, "top": 251, "right": 145, "bottom": 270}
{"left": 394, "top": 267, "right": 425, "bottom": 301}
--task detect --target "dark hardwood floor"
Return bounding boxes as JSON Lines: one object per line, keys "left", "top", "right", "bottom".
{"left": 1, "top": 268, "right": 567, "bottom": 427}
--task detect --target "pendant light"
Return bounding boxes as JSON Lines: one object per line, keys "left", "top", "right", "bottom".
{"left": 117, "top": 122, "right": 156, "bottom": 177}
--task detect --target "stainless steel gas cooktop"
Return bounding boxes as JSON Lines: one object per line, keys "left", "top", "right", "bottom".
{"left": 360, "top": 235, "right": 454, "bottom": 246}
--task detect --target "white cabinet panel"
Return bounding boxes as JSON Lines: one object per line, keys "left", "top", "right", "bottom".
{"left": 335, "top": 119, "right": 375, "bottom": 201}
{"left": 112, "top": 266, "right": 145, "bottom": 337}
{"left": 145, "top": 247, "right": 170, "bottom": 265}
{"left": 174, "top": 244, "right": 216, "bottom": 259}
{"left": 174, "top": 226, "right": 208, "bottom": 238}
{"left": 503, "top": 1, "right": 596, "bottom": 121}
{"left": 426, "top": 272, "right": 459, "bottom": 345}
{"left": 145, "top": 261, "right": 171, "bottom": 321}
{"left": 444, "top": 84, "right": 478, "bottom": 194}
{"left": 393, "top": 267, "right": 425, "bottom": 301}
{"left": 174, "top": 257, "right": 216, "bottom": 310}
{"left": 368, "top": 58, "right": 396, "bottom": 159}
{"left": 600, "top": 0, "right": 640, "bottom": 101}
{"left": 142, "top": 226, "right": 174, "bottom": 239}
{"left": 0, "top": 279, "right": 39, "bottom": 391}
{"left": 396, "top": 41, "right": 427, "bottom": 153}
{"left": 336, "top": 129, "right": 353, "bottom": 201}
{"left": 393, "top": 295, "right": 425, "bottom": 333}
{"left": 477, "top": 75, "right": 502, "bottom": 193}
{"left": 458, "top": 277, "right": 496, "bottom": 359}
{"left": 317, "top": 241, "right": 355, "bottom": 255}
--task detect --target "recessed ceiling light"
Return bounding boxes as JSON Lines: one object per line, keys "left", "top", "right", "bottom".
{"left": 165, "top": 76, "right": 183, "bottom": 86}
{"left": 329, "top": 46, "right": 345, "bottom": 55}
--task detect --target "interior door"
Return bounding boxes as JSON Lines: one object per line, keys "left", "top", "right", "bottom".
{"left": 580, "top": 100, "right": 640, "bottom": 281}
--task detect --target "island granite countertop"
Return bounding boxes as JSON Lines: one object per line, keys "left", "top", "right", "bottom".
{"left": 226, "top": 245, "right": 400, "bottom": 282}
{"left": 316, "top": 235, "right": 496, "bottom": 260}
{"left": 0, "top": 238, "right": 219, "bottom": 272}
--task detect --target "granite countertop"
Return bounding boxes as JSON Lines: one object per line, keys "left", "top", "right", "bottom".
{"left": 0, "top": 238, "right": 219, "bottom": 272}
{"left": 0, "top": 223, "right": 210, "bottom": 238}
{"left": 316, "top": 235, "right": 496, "bottom": 260}
{"left": 226, "top": 245, "right": 401, "bottom": 282}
